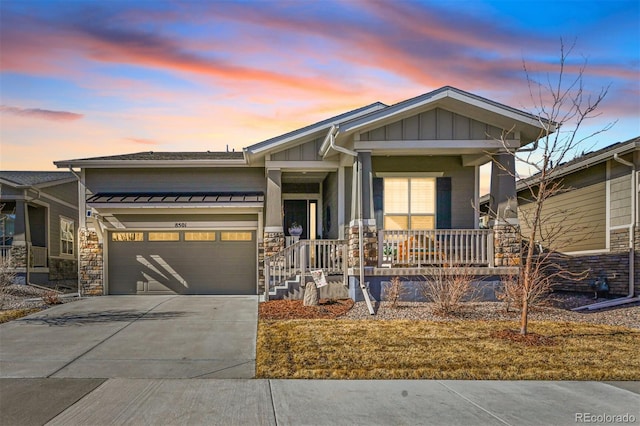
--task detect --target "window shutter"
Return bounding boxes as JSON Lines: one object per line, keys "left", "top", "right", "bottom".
{"left": 436, "top": 177, "right": 452, "bottom": 229}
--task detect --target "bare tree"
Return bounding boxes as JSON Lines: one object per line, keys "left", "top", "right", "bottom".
{"left": 494, "top": 41, "right": 613, "bottom": 335}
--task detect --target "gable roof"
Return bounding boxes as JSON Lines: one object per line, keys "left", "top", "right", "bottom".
{"left": 243, "top": 101, "right": 387, "bottom": 158}
{"left": 0, "top": 171, "right": 76, "bottom": 188}
{"left": 54, "top": 151, "right": 245, "bottom": 168}
{"left": 320, "top": 86, "right": 553, "bottom": 156}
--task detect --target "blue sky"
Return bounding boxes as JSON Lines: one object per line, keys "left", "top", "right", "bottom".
{"left": 1, "top": 0, "right": 638, "bottom": 171}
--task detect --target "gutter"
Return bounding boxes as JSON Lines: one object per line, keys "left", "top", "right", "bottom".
{"left": 322, "top": 125, "right": 358, "bottom": 158}
{"left": 574, "top": 153, "right": 638, "bottom": 311}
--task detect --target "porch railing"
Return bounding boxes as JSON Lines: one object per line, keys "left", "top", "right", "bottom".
{"left": 0, "top": 246, "right": 11, "bottom": 265}
{"left": 264, "top": 239, "right": 347, "bottom": 299}
{"left": 379, "top": 229, "right": 494, "bottom": 267}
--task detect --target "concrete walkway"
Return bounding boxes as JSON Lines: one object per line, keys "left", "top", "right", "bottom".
{"left": 0, "top": 295, "right": 258, "bottom": 379}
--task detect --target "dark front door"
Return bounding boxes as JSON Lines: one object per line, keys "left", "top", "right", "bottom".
{"left": 284, "top": 200, "right": 309, "bottom": 239}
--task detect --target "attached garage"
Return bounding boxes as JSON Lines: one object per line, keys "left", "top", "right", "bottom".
{"left": 107, "top": 230, "right": 256, "bottom": 295}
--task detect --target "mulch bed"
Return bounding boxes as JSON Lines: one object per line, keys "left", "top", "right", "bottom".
{"left": 259, "top": 299, "right": 354, "bottom": 320}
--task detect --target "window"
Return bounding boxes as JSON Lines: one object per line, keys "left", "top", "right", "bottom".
{"left": 112, "top": 232, "right": 143, "bottom": 242}
{"left": 60, "top": 217, "right": 74, "bottom": 256}
{"left": 383, "top": 177, "right": 435, "bottom": 230}
{"left": 221, "top": 231, "right": 253, "bottom": 241}
{"left": 148, "top": 232, "right": 179, "bottom": 241}
{"left": 185, "top": 232, "right": 216, "bottom": 241}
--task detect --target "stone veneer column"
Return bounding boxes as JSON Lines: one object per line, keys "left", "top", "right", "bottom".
{"left": 259, "top": 231, "right": 285, "bottom": 294}
{"left": 493, "top": 223, "right": 521, "bottom": 267}
{"left": 348, "top": 220, "right": 378, "bottom": 268}
{"left": 79, "top": 228, "right": 103, "bottom": 295}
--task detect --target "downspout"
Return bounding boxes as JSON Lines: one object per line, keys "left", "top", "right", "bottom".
{"left": 67, "top": 167, "right": 83, "bottom": 298}
{"left": 323, "top": 125, "right": 375, "bottom": 315}
{"left": 574, "top": 154, "right": 638, "bottom": 311}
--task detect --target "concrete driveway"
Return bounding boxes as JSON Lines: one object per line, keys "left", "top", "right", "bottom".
{"left": 0, "top": 295, "right": 258, "bottom": 379}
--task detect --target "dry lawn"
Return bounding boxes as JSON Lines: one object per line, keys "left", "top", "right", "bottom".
{"left": 256, "top": 320, "right": 640, "bottom": 380}
{"left": 0, "top": 308, "right": 42, "bottom": 324}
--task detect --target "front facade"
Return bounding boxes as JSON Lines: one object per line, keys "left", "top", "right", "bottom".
{"left": 55, "top": 87, "right": 551, "bottom": 298}
{"left": 0, "top": 171, "right": 79, "bottom": 285}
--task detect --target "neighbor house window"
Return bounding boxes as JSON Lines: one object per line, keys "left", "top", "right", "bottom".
{"left": 60, "top": 217, "right": 74, "bottom": 256}
{"left": 383, "top": 177, "right": 435, "bottom": 230}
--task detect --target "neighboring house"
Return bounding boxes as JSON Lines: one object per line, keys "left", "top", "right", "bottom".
{"left": 484, "top": 137, "right": 638, "bottom": 297}
{"left": 0, "top": 171, "right": 79, "bottom": 285}
{"left": 54, "top": 86, "right": 552, "bottom": 299}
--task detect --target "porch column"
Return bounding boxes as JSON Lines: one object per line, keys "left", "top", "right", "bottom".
{"left": 348, "top": 151, "right": 378, "bottom": 268}
{"left": 262, "top": 168, "right": 285, "bottom": 293}
{"left": 490, "top": 153, "right": 521, "bottom": 267}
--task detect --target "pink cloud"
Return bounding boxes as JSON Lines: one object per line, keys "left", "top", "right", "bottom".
{"left": 0, "top": 105, "right": 83, "bottom": 122}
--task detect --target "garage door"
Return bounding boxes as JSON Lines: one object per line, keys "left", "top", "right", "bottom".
{"left": 108, "top": 230, "right": 256, "bottom": 295}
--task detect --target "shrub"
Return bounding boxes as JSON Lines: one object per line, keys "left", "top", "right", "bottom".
{"left": 418, "top": 267, "right": 477, "bottom": 316}
{"left": 496, "top": 273, "right": 552, "bottom": 313}
{"left": 384, "top": 276, "right": 410, "bottom": 308}
{"left": 43, "top": 291, "right": 63, "bottom": 305}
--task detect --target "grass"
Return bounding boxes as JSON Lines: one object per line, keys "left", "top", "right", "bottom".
{"left": 257, "top": 320, "right": 640, "bottom": 380}
{"left": 0, "top": 308, "right": 43, "bottom": 324}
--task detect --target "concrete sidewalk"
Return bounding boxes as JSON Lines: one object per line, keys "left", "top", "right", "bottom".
{"left": 1, "top": 378, "right": 638, "bottom": 426}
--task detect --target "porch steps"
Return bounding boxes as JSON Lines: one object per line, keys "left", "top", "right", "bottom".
{"left": 269, "top": 274, "right": 348, "bottom": 300}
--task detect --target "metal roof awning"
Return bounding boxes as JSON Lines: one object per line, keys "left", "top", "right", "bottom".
{"left": 87, "top": 192, "right": 264, "bottom": 209}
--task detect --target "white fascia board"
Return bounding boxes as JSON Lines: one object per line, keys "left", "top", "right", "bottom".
{"left": 265, "top": 160, "right": 339, "bottom": 171}
{"left": 339, "top": 91, "right": 450, "bottom": 134}
{"left": 250, "top": 104, "right": 387, "bottom": 157}
{"left": 446, "top": 90, "right": 552, "bottom": 131}
{"left": 54, "top": 159, "right": 248, "bottom": 168}
{"left": 354, "top": 139, "right": 520, "bottom": 151}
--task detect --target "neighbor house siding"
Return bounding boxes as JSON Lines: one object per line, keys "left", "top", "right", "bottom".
{"left": 0, "top": 186, "right": 22, "bottom": 197}
{"left": 359, "top": 108, "right": 503, "bottom": 141}
{"left": 609, "top": 159, "right": 633, "bottom": 229}
{"left": 85, "top": 168, "right": 265, "bottom": 193}
{"left": 271, "top": 138, "right": 323, "bottom": 161}
{"left": 47, "top": 201, "right": 78, "bottom": 258}
{"left": 371, "top": 156, "right": 475, "bottom": 229}
{"left": 519, "top": 181, "right": 606, "bottom": 252}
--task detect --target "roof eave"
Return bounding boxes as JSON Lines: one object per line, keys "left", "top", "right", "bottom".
{"left": 517, "top": 139, "right": 639, "bottom": 190}
{"left": 54, "top": 159, "right": 249, "bottom": 168}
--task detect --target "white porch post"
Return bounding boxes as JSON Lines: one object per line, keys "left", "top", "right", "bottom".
{"left": 490, "top": 153, "right": 521, "bottom": 267}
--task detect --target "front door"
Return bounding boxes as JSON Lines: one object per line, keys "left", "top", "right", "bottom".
{"left": 283, "top": 199, "right": 318, "bottom": 240}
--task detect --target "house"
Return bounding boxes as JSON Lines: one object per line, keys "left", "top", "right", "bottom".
{"left": 54, "top": 86, "right": 553, "bottom": 299}
{"left": 487, "top": 137, "right": 638, "bottom": 297}
{"left": 0, "top": 171, "right": 79, "bottom": 286}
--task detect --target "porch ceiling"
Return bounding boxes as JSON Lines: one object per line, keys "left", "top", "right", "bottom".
{"left": 281, "top": 171, "right": 328, "bottom": 184}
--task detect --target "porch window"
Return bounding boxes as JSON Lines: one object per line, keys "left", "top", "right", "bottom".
{"left": 60, "top": 217, "right": 74, "bottom": 256}
{"left": 383, "top": 178, "right": 435, "bottom": 230}
{"left": 0, "top": 213, "right": 15, "bottom": 245}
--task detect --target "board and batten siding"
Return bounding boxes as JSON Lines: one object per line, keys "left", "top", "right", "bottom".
{"left": 322, "top": 172, "right": 339, "bottom": 239}
{"left": 85, "top": 168, "right": 265, "bottom": 193}
{"left": 271, "top": 138, "right": 323, "bottom": 161}
{"left": 371, "top": 156, "right": 475, "bottom": 229}
{"left": 519, "top": 181, "right": 606, "bottom": 252}
{"left": 359, "top": 108, "right": 503, "bottom": 141}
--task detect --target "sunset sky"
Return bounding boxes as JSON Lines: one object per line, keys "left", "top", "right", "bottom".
{"left": 1, "top": 0, "right": 638, "bottom": 172}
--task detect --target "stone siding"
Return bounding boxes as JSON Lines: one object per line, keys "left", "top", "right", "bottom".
{"left": 260, "top": 232, "right": 284, "bottom": 294}
{"left": 79, "top": 229, "right": 103, "bottom": 295}
{"left": 348, "top": 223, "right": 377, "bottom": 268}
{"left": 493, "top": 223, "right": 521, "bottom": 267}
